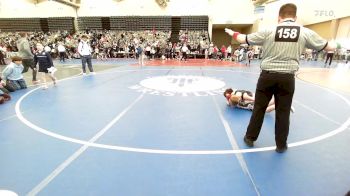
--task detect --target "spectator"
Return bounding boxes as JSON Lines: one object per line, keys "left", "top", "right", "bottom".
{"left": 1, "top": 56, "right": 27, "bottom": 92}
{"left": 0, "top": 76, "right": 10, "bottom": 94}
{"left": 78, "top": 35, "right": 95, "bottom": 75}
{"left": 17, "top": 32, "right": 38, "bottom": 84}
{"left": 57, "top": 42, "right": 66, "bottom": 62}
{"left": 0, "top": 47, "right": 6, "bottom": 65}
{"left": 0, "top": 89, "right": 11, "bottom": 104}
{"left": 324, "top": 50, "right": 334, "bottom": 68}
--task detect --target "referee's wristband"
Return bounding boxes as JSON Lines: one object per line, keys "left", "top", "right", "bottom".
{"left": 232, "top": 32, "right": 240, "bottom": 40}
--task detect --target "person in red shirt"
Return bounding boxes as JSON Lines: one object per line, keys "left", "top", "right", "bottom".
{"left": 221, "top": 45, "right": 227, "bottom": 60}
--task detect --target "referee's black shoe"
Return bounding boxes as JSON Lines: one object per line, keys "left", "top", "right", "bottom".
{"left": 275, "top": 145, "right": 288, "bottom": 153}
{"left": 243, "top": 136, "right": 254, "bottom": 147}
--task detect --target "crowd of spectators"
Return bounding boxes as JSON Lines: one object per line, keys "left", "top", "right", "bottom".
{"left": 1, "top": 29, "right": 347, "bottom": 65}
{"left": 1, "top": 30, "right": 212, "bottom": 61}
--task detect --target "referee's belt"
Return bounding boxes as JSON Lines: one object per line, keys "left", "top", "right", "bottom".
{"left": 261, "top": 70, "right": 294, "bottom": 75}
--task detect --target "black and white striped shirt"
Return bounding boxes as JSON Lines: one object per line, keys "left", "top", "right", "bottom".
{"left": 246, "top": 19, "right": 327, "bottom": 73}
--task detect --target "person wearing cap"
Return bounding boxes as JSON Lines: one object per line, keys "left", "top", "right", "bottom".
{"left": 78, "top": 35, "right": 95, "bottom": 75}
{"left": 1, "top": 56, "right": 27, "bottom": 92}
{"left": 225, "top": 3, "right": 335, "bottom": 153}
{"left": 17, "top": 32, "right": 38, "bottom": 83}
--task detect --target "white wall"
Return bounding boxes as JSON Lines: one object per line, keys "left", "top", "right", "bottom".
{"left": 0, "top": 0, "right": 255, "bottom": 26}
{"left": 78, "top": 0, "right": 209, "bottom": 16}
{"left": 336, "top": 17, "right": 350, "bottom": 39}
{"left": 77, "top": 0, "right": 255, "bottom": 25}
{"left": 0, "top": 0, "right": 76, "bottom": 18}
{"left": 208, "top": 0, "right": 255, "bottom": 25}
{"left": 259, "top": 0, "right": 350, "bottom": 30}
{"left": 336, "top": 17, "right": 350, "bottom": 48}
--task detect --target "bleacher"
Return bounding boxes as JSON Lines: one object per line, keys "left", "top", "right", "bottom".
{"left": 77, "top": 17, "right": 103, "bottom": 30}
{"left": 48, "top": 17, "right": 75, "bottom": 32}
{"left": 180, "top": 16, "right": 208, "bottom": 31}
{"left": 0, "top": 18, "right": 41, "bottom": 32}
{"left": 0, "top": 17, "right": 75, "bottom": 32}
{"left": 0, "top": 16, "right": 208, "bottom": 34}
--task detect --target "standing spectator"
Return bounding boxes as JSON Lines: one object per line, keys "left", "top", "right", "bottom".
{"left": 136, "top": 44, "right": 144, "bottom": 66}
{"left": 258, "top": 48, "right": 263, "bottom": 59}
{"left": 0, "top": 46, "right": 6, "bottom": 65}
{"left": 312, "top": 49, "right": 318, "bottom": 61}
{"left": 239, "top": 47, "right": 245, "bottom": 62}
{"left": 181, "top": 44, "right": 188, "bottom": 61}
{"left": 78, "top": 35, "right": 95, "bottom": 75}
{"left": 17, "top": 32, "right": 38, "bottom": 83}
{"left": 1, "top": 56, "right": 27, "bottom": 92}
{"left": 34, "top": 43, "right": 57, "bottom": 89}
{"left": 346, "top": 50, "right": 350, "bottom": 64}
{"left": 324, "top": 50, "right": 334, "bottom": 68}
{"left": 221, "top": 45, "right": 227, "bottom": 60}
{"left": 305, "top": 49, "right": 313, "bottom": 61}
{"left": 227, "top": 45, "right": 232, "bottom": 60}
{"left": 233, "top": 48, "right": 240, "bottom": 62}
{"left": 165, "top": 44, "right": 171, "bottom": 60}
{"left": 44, "top": 45, "right": 51, "bottom": 54}
{"left": 225, "top": 3, "right": 335, "bottom": 153}
{"left": 246, "top": 48, "right": 254, "bottom": 66}
{"left": 145, "top": 45, "right": 151, "bottom": 59}
{"left": 57, "top": 42, "right": 66, "bottom": 62}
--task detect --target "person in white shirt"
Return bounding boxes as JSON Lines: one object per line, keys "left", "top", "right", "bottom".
{"left": 227, "top": 45, "right": 232, "bottom": 60}
{"left": 181, "top": 44, "right": 188, "bottom": 61}
{"left": 78, "top": 35, "right": 95, "bottom": 75}
{"left": 44, "top": 45, "right": 51, "bottom": 53}
{"left": 57, "top": 43, "right": 66, "bottom": 62}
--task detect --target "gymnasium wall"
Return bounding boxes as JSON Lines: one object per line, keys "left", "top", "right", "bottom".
{"left": 336, "top": 17, "right": 350, "bottom": 40}
{"left": 259, "top": 0, "right": 350, "bottom": 29}
{"left": 0, "top": 0, "right": 255, "bottom": 25}
{"left": 211, "top": 28, "right": 231, "bottom": 48}
{"left": 304, "top": 21, "right": 333, "bottom": 40}
{"left": 0, "top": 0, "right": 76, "bottom": 18}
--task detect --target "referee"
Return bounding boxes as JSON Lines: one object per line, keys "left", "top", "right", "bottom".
{"left": 225, "top": 3, "right": 335, "bottom": 153}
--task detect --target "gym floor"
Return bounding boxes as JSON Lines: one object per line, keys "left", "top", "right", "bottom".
{"left": 0, "top": 58, "right": 350, "bottom": 196}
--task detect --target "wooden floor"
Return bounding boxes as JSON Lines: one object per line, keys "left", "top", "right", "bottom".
{"left": 297, "top": 66, "right": 350, "bottom": 93}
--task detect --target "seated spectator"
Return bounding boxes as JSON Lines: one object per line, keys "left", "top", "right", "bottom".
{"left": 0, "top": 89, "right": 11, "bottom": 104}
{"left": 1, "top": 56, "right": 27, "bottom": 92}
{"left": 0, "top": 76, "right": 10, "bottom": 94}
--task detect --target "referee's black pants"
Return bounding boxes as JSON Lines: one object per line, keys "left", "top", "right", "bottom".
{"left": 245, "top": 71, "right": 295, "bottom": 148}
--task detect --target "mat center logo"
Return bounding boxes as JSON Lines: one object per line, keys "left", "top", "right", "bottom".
{"left": 129, "top": 75, "right": 226, "bottom": 96}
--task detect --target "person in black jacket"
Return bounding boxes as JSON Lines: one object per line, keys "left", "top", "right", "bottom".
{"left": 34, "top": 43, "right": 57, "bottom": 89}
